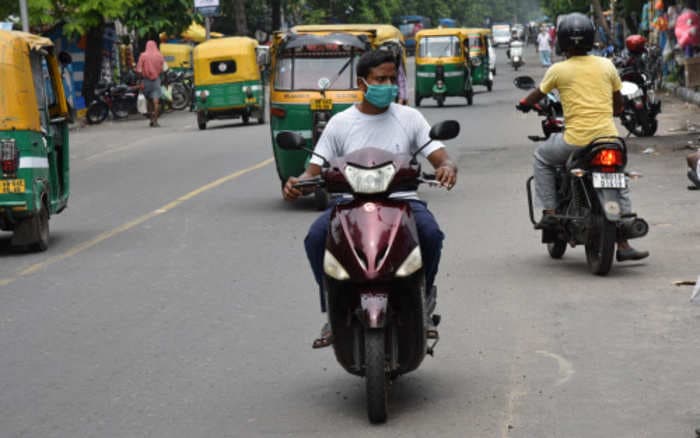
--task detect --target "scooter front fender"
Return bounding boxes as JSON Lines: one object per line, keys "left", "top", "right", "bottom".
{"left": 595, "top": 188, "right": 622, "bottom": 221}
{"left": 360, "top": 293, "right": 388, "bottom": 328}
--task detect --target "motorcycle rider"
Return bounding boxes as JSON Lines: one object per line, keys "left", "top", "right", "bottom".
{"left": 517, "top": 13, "right": 649, "bottom": 262}
{"left": 283, "top": 49, "right": 458, "bottom": 347}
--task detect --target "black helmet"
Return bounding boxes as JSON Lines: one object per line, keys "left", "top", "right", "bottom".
{"left": 557, "top": 12, "right": 594, "bottom": 53}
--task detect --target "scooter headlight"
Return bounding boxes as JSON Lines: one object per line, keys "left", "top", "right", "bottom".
{"left": 396, "top": 246, "right": 422, "bottom": 277}
{"left": 344, "top": 163, "right": 396, "bottom": 194}
{"left": 324, "top": 250, "right": 350, "bottom": 280}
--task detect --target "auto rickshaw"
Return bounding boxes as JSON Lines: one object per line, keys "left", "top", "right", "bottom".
{"left": 161, "top": 42, "right": 193, "bottom": 71}
{"left": 193, "top": 37, "right": 265, "bottom": 130}
{"left": 0, "top": 31, "right": 70, "bottom": 251}
{"left": 463, "top": 28, "right": 493, "bottom": 92}
{"left": 414, "top": 28, "right": 473, "bottom": 107}
{"left": 269, "top": 24, "right": 405, "bottom": 208}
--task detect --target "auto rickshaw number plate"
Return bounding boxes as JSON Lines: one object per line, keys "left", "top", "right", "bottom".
{"left": 0, "top": 179, "right": 25, "bottom": 194}
{"left": 310, "top": 98, "right": 333, "bottom": 111}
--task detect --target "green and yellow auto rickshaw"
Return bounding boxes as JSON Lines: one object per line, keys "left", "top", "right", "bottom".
{"left": 161, "top": 42, "right": 194, "bottom": 71}
{"left": 415, "top": 28, "right": 473, "bottom": 107}
{"left": 193, "top": 37, "right": 265, "bottom": 130}
{"left": 0, "top": 31, "right": 70, "bottom": 251}
{"left": 269, "top": 24, "right": 405, "bottom": 208}
{"left": 463, "top": 28, "right": 494, "bottom": 92}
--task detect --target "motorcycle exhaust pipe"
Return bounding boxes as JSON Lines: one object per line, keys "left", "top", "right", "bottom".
{"left": 619, "top": 217, "right": 649, "bottom": 239}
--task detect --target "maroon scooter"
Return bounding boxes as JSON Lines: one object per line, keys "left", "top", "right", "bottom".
{"left": 277, "top": 120, "right": 459, "bottom": 424}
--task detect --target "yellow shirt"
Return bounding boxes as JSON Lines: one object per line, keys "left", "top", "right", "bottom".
{"left": 539, "top": 55, "right": 621, "bottom": 146}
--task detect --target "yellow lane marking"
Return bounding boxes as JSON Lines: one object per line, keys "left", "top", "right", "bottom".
{"left": 0, "top": 157, "right": 274, "bottom": 288}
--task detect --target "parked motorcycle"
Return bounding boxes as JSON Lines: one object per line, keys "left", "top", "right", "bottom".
{"left": 163, "top": 70, "right": 190, "bottom": 111}
{"left": 275, "top": 120, "right": 460, "bottom": 423}
{"left": 86, "top": 81, "right": 141, "bottom": 124}
{"left": 514, "top": 76, "right": 648, "bottom": 275}
{"left": 618, "top": 68, "right": 661, "bottom": 137}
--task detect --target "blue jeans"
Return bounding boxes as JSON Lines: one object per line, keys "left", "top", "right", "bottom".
{"left": 539, "top": 50, "right": 551, "bottom": 66}
{"left": 305, "top": 200, "right": 444, "bottom": 312}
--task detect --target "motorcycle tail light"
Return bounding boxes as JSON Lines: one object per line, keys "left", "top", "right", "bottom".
{"left": 270, "top": 107, "right": 286, "bottom": 118}
{"left": 591, "top": 149, "right": 623, "bottom": 167}
{"left": 1, "top": 139, "right": 19, "bottom": 175}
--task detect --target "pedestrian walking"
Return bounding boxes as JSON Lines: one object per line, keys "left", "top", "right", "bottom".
{"left": 537, "top": 27, "right": 552, "bottom": 67}
{"left": 136, "top": 40, "right": 165, "bottom": 127}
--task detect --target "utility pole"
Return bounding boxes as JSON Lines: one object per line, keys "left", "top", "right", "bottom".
{"left": 205, "top": 16, "right": 211, "bottom": 40}
{"left": 19, "top": 0, "right": 29, "bottom": 32}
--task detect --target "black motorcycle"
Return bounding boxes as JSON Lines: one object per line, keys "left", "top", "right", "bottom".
{"left": 618, "top": 67, "right": 661, "bottom": 137}
{"left": 514, "top": 76, "right": 648, "bottom": 275}
{"left": 86, "top": 80, "right": 141, "bottom": 124}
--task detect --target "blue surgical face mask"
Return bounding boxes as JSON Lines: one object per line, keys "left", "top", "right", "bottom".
{"left": 361, "top": 78, "right": 398, "bottom": 109}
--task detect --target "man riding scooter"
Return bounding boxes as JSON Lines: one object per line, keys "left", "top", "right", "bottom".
{"left": 517, "top": 12, "right": 649, "bottom": 262}
{"left": 283, "top": 50, "right": 458, "bottom": 347}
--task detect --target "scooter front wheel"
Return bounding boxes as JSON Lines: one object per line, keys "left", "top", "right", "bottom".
{"left": 547, "top": 238, "right": 567, "bottom": 259}
{"left": 365, "top": 329, "right": 388, "bottom": 424}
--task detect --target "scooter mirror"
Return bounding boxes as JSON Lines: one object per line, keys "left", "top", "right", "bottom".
{"left": 513, "top": 76, "right": 536, "bottom": 90}
{"left": 429, "top": 120, "right": 460, "bottom": 140}
{"left": 276, "top": 131, "right": 307, "bottom": 150}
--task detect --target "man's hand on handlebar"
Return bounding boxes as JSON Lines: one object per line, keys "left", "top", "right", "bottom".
{"left": 516, "top": 98, "right": 543, "bottom": 113}
{"left": 283, "top": 176, "right": 303, "bottom": 201}
{"left": 435, "top": 162, "right": 458, "bottom": 190}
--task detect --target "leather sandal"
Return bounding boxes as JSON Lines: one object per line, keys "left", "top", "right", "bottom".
{"left": 312, "top": 322, "right": 333, "bottom": 349}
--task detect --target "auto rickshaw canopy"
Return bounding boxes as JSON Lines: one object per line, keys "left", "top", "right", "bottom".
{"left": 161, "top": 42, "right": 193, "bottom": 70}
{"left": 193, "top": 37, "right": 260, "bottom": 86}
{"left": 291, "top": 24, "right": 404, "bottom": 47}
{"left": 0, "top": 30, "right": 68, "bottom": 132}
{"left": 462, "top": 28, "right": 491, "bottom": 55}
{"left": 415, "top": 28, "right": 468, "bottom": 62}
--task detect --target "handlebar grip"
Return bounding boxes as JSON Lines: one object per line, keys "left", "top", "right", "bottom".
{"left": 421, "top": 173, "right": 436, "bottom": 180}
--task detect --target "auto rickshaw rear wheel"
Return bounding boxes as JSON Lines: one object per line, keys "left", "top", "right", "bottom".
{"left": 487, "top": 81, "right": 493, "bottom": 92}
{"left": 31, "top": 199, "right": 50, "bottom": 252}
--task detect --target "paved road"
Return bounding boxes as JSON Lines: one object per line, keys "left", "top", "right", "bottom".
{"left": 1, "top": 47, "right": 699, "bottom": 437}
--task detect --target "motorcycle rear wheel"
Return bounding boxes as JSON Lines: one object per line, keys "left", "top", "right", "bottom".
{"left": 112, "top": 100, "right": 130, "bottom": 119}
{"left": 585, "top": 215, "right": 616, "bottom": 275}
{"left": 365, "top": 329, "right": 388, "bottom": 424}
{"left": 86, "top": 102, "right": 109, "bottom": 124}
{"left": 170, "top": 84, "right": 189, "bottom": 111}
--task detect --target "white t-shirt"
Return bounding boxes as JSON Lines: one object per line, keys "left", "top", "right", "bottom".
{"left": 311, "top": 103, "right": 445, "bottom": 199}
{"left": 537, "top": 32, "right": 551, "bottom": 51}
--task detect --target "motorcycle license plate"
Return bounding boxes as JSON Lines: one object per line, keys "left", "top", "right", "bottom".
{"left": 592, "top": 172, "right": 626, "bottom": 189}
{"left": 310, "top": 98, "right": 333, "bottom": 111}
{"left": 0, "top": 179, "right": 25, "bottom": 194}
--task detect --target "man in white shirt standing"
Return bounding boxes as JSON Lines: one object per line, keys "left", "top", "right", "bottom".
{"left": 283, "top": 50, "right": 458, "bottom": 347}
{"left": 537, "top": 26, "right": 552, "bottom": 67}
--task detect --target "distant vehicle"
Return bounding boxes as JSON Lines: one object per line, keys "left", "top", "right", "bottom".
{"left": 492, "top": 23, "right": 511, "bottom": 46}
{"left": 394, "top": 15, "right": 432, "bottom": 55}
{"left": 438, "top": 18, "right": 458, "bottom": 28}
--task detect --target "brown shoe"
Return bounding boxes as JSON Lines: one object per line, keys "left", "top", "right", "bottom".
{"left": 312, "top": 322, "right": 333, "bottom": 349}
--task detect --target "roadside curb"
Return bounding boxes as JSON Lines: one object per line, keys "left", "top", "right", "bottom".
{"left": 663, "top": 83, "right": 700, "bottom": 107}
{"left": 626, "top": 132, "right": 698, "bottom": 154}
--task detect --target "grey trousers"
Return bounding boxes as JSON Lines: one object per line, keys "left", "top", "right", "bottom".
{"left": 533, "top": 133, "right": 632, "bottom": 214}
